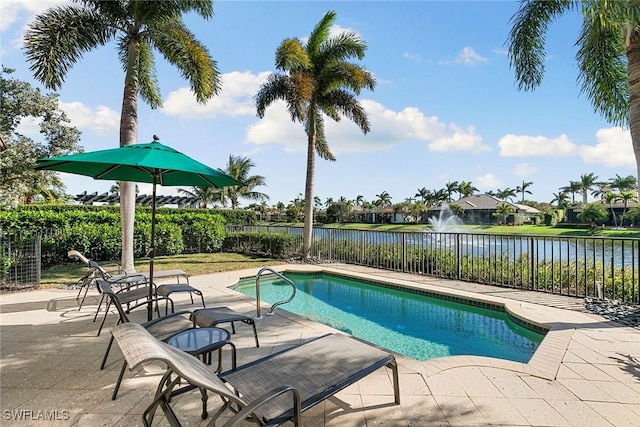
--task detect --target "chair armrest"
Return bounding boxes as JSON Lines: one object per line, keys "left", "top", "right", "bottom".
{"left": 222, "top": 385, "right": 301, "bottom": 427}
{"left": 122, "top": 296, "right": 172, "bottom": 314}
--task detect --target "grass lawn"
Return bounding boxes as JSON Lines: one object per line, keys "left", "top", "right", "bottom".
{"left": 41, "top": 252, "right": 282, "bottom": 289}
{"left": 261, "top": 221, "right": 640, "bottom": 238}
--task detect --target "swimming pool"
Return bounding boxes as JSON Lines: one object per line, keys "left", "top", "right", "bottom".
{"left": 234, "top": 272, "right": 546, "bottom": 363}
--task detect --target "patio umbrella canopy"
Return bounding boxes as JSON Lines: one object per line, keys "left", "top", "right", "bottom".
{"left": 36, "top": 137, "right": 242, "bottom": 319}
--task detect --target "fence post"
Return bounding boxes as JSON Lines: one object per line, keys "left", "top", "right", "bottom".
{"left": 402, "top": 233, "right": 407, "bottom": 273}
{"left": 36, "top": 233, "right": 42, "bottom": 287}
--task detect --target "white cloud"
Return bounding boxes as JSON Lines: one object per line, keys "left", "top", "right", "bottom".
{"left": 59, "top": 101, "right": 119, "bottom": 136}
{"left": 162, "top": 71, "right": 271, "bottom": 119}
{"left": 439, "top": 47, "right": 488, "bottom": 66}
{"left": 513, "top": 162, "right": 537, "bottom": 177}
{"left": 0, "top": 0, "right": 66, "bottom": 51}
{"left": 403, "top": 52, "right": 422, "bottom": 63}
{"left": 475, "top": 173, "right": 501, "bottom": 190}
{"left": 15, "top": 116, "right": 40, "bottom": 135}
{"left": 498, "top": 134, "right": 577, "bottom": 157}
{"left": 245, "top": 97, "right": 490, "bottom": 155}
{"left": 579, "top": 127, "right": 635, "bottom": 167}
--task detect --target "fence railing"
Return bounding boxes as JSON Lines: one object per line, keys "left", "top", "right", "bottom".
{"left": 226, "top": 225, "right": 639, "bottom": 303}
{"left": 0, "top": 229, "right": 41, "bottom": 292}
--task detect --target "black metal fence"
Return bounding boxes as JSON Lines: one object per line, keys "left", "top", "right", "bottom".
{"left": 226, "top": 225, "right": 640, "bottom": 303}
{"left": 0, "top": 229, "right": 41, "bottom": 292}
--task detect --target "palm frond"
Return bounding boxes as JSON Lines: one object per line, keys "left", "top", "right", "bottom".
{"left": 275, "top": 38, "right": 310, "bottom": 71}
{"left": 137, "top": 40, "right": 162, "bottom": 108}
{"left": 577, "top": 3, "right": 629, "bottom": 126}
{"left": 321, "top": 89, "right": 371, "bottom": 134}
{"left": 306, "top": 10, "right": 336, "bottom": 56}
{"left": 255, "top": 74, "right": 306, "bottom": 121}
{"left": 24, "top": 5, "right": 115, "bottom": 89}
{"left": 150, "top": 21, "right": 220, "bottom": 103}
{"left": 507, "top": 0, "right": 575, "bottom": 91}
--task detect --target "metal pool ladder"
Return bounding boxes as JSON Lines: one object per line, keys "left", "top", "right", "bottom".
{"left": 254, "top": 267, "right": 297, "bottom": 319}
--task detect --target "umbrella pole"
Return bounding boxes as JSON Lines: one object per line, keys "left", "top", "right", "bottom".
{"left": 148, "top": 177, "right": 157, "bottom": 321}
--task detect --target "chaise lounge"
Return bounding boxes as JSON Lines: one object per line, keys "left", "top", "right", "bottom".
{"left": 111, "top": 322, "right": 400, "bottom": 427}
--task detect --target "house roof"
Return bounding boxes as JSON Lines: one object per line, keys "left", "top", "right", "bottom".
{"left": 449, "top": 194, "right": 508, "bottom": 210}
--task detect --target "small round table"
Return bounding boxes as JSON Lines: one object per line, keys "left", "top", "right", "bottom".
{"left": 167, "top": 327, "right": 236, "bottom": 371}
{"left": 166, "top": 327, "right": 237, "bottom": 420}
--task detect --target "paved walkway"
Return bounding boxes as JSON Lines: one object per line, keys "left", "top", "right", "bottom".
{"left": 1, "top": 264, "right": 639, "bottom": 426}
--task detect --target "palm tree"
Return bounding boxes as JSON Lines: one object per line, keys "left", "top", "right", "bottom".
{"left": 561, "top": 181, "right": 582, "bottom": 204}
{"left": 355, "top": 195, "right": 365, "bottom": 206}
{"left": 324, "top": 197, "right": 334, "bottom": 208}
{"left": 609, "top": 174, "right": 638, "bottom": 192}
{"left": 443, "top": 181, "right": 459, "bottom": 202}
{"left": 458, "top": 181, "right": 478, "bottom": 198}
{"left": 493, "top": 202, "right": 515, "bottom": 224}
{"left": 430, "top": 188, "right": 448, "bottom": 207}
{"left": 374, "top": 191, "right": 392, "bottom": 207}
{"left": 578, "top": 173, "right": 599, "bottom": 205}
{"left": 496, "top": 187, "right": 517, "bottom": 202}
{"left": 313, "top": 196, "right": 323, "bottom": 210}
{"left": 219, "top": 155, "right": 269, "bottom": 209}
{"left": 24, "top": 1, "right": 221, "bottom": 272}
{"left": 551, "top": 191, "right": 570, "bottom": 221}
{"left": 618, "top": 191, "right": 638, "bottom": 227}
{"left": 255, "top": 11, "right": 376, "bottom": 258}
{"left": 178, "top": 186, "right": 222, "bottom": 208}
{"left": 415, "top": 187, "right": 431, "bottom": 202}
{"left": 508, "top": 1, "right": 640, "bottom": 201}
{"left": 515, "top": 180, "right": 533, "bottom": 202}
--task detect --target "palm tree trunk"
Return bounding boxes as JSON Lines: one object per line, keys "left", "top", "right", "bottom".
{"left": 628, "top": 32, "right": 640, "bottom": 202}
{"left": 303, "top": 132, "right": 316, "bottom": 258}
{"left": 118, "top": 47, "right": 139, "bottom": 274}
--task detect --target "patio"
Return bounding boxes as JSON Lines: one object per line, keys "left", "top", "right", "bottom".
{"left": 1, "top": 264, "right": 639, "bottom": 426}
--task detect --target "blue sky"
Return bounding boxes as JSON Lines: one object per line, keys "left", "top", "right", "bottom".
{"left": 1, "top": 0, "right": 635, "bottom": 207}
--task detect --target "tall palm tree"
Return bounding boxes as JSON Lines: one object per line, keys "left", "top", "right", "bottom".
{"left": 374, "top": 191, "right": 392, "bottom": 207}
{"left": 219, "top": 155, "right": 269, "bottom": 209}
{"left": 458, "top": 181, "right": 478, "bottom": 198}
{"left": 508, "top": 1, "right": 640, "bottom": 201}
{"left": 443, "top": 181, "right": 460, "bottom": 202}
{"left": 609, "top": 174, "right": 638, "bottom": 192}
{"left": 355, "top": 195, "right": 365, "bottom": 206}
{"left": 255, "top": 11, "right": 376, "bottom": 258}
{"left": 515, "top": 180, "right": 533, "bottom": 202}
{"left": 24, "top": 0, "right": 221, "bottom": 272}
{"left": 551, "top": 191, "right": 570, "bottom": 221}
{"left": 578, "top": 172, "right": 599, "bottom": 204}
{"left": 415, "top": 187, "right": 431, "bottom": 202}
{"left": 496, "top": 187, "right": 517, "bottom": 202}
{"left": 561, "top": 181, "right": 582, "bottom": 204}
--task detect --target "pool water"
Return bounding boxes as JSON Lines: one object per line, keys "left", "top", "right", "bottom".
{"left": 234, "top": 273, "right": 546, "bottom": 363}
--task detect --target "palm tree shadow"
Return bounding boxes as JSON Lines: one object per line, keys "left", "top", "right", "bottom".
{"left": 609, "top": 353, "right": 640, "bottom": 380}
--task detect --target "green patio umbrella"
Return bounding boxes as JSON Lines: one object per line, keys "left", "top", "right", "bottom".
{"left": 36, "top": 137, "right": 242, "bottom": 319}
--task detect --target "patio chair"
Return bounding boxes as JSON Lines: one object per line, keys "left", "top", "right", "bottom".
{"left": 68, "top": 250, "right": 129, "bottom": 310}
{"left": 97, "top": 280, "right": 194, "bottom": 401}
{"left": 192, "top": 307, "right": 259, "bottom": 347}
{"left": 94, "top": 276, "right": 168, "bottom": 337}
{"left": 111, "top": 322, "right": 400, "bottom": 427}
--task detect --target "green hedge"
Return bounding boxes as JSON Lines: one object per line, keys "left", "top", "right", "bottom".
{"left": 222, "top": 232, "right": 297, "bottom": 258}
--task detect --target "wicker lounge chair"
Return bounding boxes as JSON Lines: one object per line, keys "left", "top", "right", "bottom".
{"left": 97, "top": 280, "right": 194, "bottom": 401}
{"left": 111, "top": 322, "right": 400, "bottom": 427}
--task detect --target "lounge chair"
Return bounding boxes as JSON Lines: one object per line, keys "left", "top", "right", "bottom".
{"left": 111, "top": 322, "right": 400, "bottom": 427}
{"left": 68, "top": 250, "right": 129, "bottom": 310}
{"left": 96, "top": 280, "right": 194, "bottom": 401}
{"left": 192, "top": 307, "right": 260, "bottom": 347}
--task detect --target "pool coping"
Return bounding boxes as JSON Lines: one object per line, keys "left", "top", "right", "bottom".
{"left": 228, "top": 265, "right": 575, "bottom": 382}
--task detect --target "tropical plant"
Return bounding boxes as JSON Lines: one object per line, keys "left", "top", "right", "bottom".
{"left": 496, "top": 187, "right": 517, "bottom": 202}
{"left": 508, "top": 1, "right": 640, "bottom": 201}
{"left": 579, "top": 203, "right": 609, "bottom": 224}
{"left": 515, "top": 180, "right": 533, "bottom": 202}
{"left": 178, "top": 186, "right": 222, "bottom": 208}
{"left": 218, "top": 155, "right": 269, "bottom": 209}
{"left": 618, "top": 191, "right": 638, "bottom": 227}
{"left": 609, "top": 174, "right": 637, "bottom": 192}
{"left": 443, "top": 181, "right": 459, "bottom": 202}
{"left": 458, "top": 181, "right": 478, "bottom": 198}
{"left": 24, "top": 0, "right": 221, "bottom": 272}
{"left": 561, "top": 181, "right": 582, "bottom": 204}
{"left": 493, "top": 202, "right": 515, "bottom": 224}
{"left": 255, "top": 10, "right": 376, "bottom": 257}
{"left": 577, "top": 173, "right": 599, "bottom": 204}
{"left": 415, "top": 187, "right": 431, "bottom": 202}
{"left": 374, "top": 191, "right": 392, "bottom": 207}
{"left": 355, "top": 195, "right": 365, "bottom": 206}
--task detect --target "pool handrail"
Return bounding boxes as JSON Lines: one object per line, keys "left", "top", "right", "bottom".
{"left": 255, "top": 267, "right": 297, "bottom": 319}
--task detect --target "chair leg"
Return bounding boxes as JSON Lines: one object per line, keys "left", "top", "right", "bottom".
{"left": 93, "top": 294, "right": 106, "bottom": 322}
{"left": 250, "top": 320, "right": 259, "bottom": 348}
{"left": 198, "top": 291, "right": 206, "bottom": 308}
{"left": 101, "top": 335, "right": 115, "bottom": 370}
{"left": 112, "top": 361, "right": 128, "bottom": 401}
{"left": 96, "top": 300, "right": 112, "bottom": 337}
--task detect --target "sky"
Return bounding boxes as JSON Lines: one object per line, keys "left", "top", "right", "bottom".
{"left": 1, "top": 0, "right": 636, "bottom": 207}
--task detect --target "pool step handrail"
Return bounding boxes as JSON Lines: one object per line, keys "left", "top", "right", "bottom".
{"left": 255, "top": 267, "right": 297, "bottom": 319}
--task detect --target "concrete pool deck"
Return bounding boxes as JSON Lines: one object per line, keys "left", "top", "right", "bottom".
{"left": 1, "top": 263, "right": 638, "bottom": 426}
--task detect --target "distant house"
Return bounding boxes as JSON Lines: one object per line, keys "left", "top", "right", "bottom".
{"left": 566, "top": 201, "right": 639, "bottom": 226}
{"left": 430, "top": 194, "right": 541, "bottom": 224}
